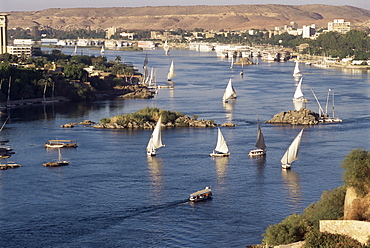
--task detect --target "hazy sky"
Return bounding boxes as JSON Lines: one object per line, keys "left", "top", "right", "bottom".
{"left": 1, "top": 0, "right": 369, "bottom": 12}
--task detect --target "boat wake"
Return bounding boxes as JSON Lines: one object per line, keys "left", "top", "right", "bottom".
{"left": 117, "top": 199, "right": 189, "bottom": 220}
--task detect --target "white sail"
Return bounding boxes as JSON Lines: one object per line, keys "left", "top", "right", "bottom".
{"left": 293, "top": 61, "right": 301, "bottom": 77}
{"left": 230, "top": 57, "right": 234, "bottom": 69}
{"left": 163, "top": 40, "right": 170, "bottom": 55}
{"left": 72, "top": 45, "right": 77, "bottom": 56}
{"left": 222, "top": 78, "right": 237, "bottom": 102}
{"left": 293, "top": 77, "right": 304, "bottom": 100}
{"left": 167, "top": 61, "right": 176, "bottom": 81}
{"left": 100, "top": 46, "right": 105, "bottom": 54}
{"left": 214, "top": 127, "right": 229, "bottom": 154}
{"left": 281, "top": 129, "right": 304, "bottom": 167}
{"left": 255, "top": 119, "right": 266, "bottom": 150}
{"left": 147, "top": 116, "right": 164, "bottom": 155}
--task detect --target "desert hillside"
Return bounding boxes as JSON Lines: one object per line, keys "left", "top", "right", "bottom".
{"left": 5, "top": 4, "right": 370, "bottom": 31}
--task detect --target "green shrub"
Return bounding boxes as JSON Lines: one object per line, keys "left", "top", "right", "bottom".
{"left": 302, "top": 186, "right": 347, "bottom": 229}
{"left": 262, "top": 214, "right": 310, "bottom": 246}
{"left": 341, "top": 149, "right": 370, "bottom": 197}
{"left": 304, "top": 230, "right": 365, "bottom": 248}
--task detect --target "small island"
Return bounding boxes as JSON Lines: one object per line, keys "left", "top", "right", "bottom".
{"left": 265, "top": 108, "right": 320, "bottom": 125}
{"left": 93, "top": 107, "right": 218, "bottom": 129}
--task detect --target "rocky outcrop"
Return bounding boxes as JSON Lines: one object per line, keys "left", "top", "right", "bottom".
{"left": 265, "top": 108, "right": 319, "bottom": 125}
{"left": 234, "top": 57, "right": 254, "bottom": 65}
{"left": 115, "top": 85, "right": 155, "bottom": 99}
{"left": 61, "top": 120, "right": 98, "bottom": 128}
{"left": 344, "top": 187, "right": 370, "bottom": 221}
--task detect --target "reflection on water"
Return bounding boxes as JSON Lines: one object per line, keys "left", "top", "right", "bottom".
{"left": 212, "top": 156, "right": 229, "bottom": 185}
{"left": 281, "top": 169, "right": 302, "bottom": 212}
{"left": 147, "top": 156, "right": 163, "bottom": 195}
{"left": 223, "top": 100, "right": 235, "bottom": 122}
{"left": 250, "top": 155, "right": 266, "bottom": 178}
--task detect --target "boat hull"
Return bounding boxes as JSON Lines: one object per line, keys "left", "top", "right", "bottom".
{"left": 210, "top": 152, "right": 230, "bottom": 157}
{"left": 248, "top": 149, "right": 266, "bottom": 157}
{"left": 281, "top": 163, "right": 291, "bottom": 170}
{"left": 189, "top": 187, "right": 212, "bottom": 202}
{"left": 43, "top": 161, "right": 69, "bottom": 167}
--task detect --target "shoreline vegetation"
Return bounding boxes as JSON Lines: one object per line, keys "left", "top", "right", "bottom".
{"left": 61, "top": 107, "right": 221, "bottom": 129}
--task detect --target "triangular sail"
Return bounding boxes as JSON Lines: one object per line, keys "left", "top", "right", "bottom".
{"left": 255, "top": 119, "right": 266, "bottom": 150}
{"left": 293, "top": 61, "right": 301, "bottom": 76}
{"left": 163, "top": 40, "right": 170, "bottom": 55}
{"left": 147, "top": 116, "right": 164, "bottom": 152}
{"left": 214, "top": 127, "right": 229, "bottom": 154}
{"left": 293, "top": 77, "right": 304, "bottom": 99}
{"left": 167, "top": 61, "right": 176, "bottom": 80}
{"left": 222, "top": 78, "right": 236, "bottom": 101}
{"left": 281, "top": 129, "right": 304, "bottom": 165}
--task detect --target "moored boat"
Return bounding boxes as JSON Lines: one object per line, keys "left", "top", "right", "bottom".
{"left": 43, "top": 148, "right": 69, "bottom": 167}
{"left": 44, "top": 140, "right": 78, "bottom": 148}
{"left": 189, "top": 187, "right": 212, "bottom": 202}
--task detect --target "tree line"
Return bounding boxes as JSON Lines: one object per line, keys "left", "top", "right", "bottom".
{"left": 0, "top": 50, "right": 138, "bottom": 102}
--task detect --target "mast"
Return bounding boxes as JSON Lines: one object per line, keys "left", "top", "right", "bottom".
{"left": 325, "top": 88, "right": 331, "bottom": 115}
{"left": 310, "top": 88, "right": 324, "bottom": 116}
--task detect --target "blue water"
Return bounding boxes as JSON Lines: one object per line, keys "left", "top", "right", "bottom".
{"left": 0, "top": 48, "right": 369, "bottom": 247}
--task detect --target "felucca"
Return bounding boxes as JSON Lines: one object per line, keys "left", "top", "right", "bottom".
{"left": 293, "top": 77, "right": 308, "bottom": 102}
{"left": 210, "top": 127, "right": 230, "bottom": 157}
{"left": 248, "top": 118, "right": 266, "bottom": 157}
{"left": 167, "top": 61, "right": 176, "bottom": 81}
{"left": 281, "top": 129, "right": 304, "bottom": 169}
{"left": 146, "top": 115, "right": 165, "bottom": 156}
{"left": 222, "top": 78, "right": 237, "bottom": 103}
{"left": 292, "top": 61, "right": 302, "bottom": 77}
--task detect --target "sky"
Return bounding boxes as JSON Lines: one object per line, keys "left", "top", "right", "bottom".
{"left": 1, "top": 0, "right": 369, "bottom": 12}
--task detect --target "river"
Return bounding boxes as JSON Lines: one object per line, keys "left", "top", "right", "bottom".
{"left": 0, "top": 47, "right": 369, "bottom": 247}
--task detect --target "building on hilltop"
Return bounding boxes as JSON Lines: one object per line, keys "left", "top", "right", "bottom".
{"left": 0, "top": 13, "right": 8, "bottom": 54}
{"left": 328, "top": 19, "right": 351, "bottom": 34}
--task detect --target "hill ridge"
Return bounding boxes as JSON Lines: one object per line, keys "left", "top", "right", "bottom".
{"left": 6, "top": 4, "right": 370, "bottom": 31}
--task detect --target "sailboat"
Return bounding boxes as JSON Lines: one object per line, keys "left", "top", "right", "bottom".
{"left": 163, "top": 40, "right": 170, "bottom": 55}
{"left": 248, "top": 118, "right": 266, "bottom": 157}
{"left": 210, "top": 127, "right": 230, "bottom": 157}
{"left": 167, "top": 60, "right": 176, "bottom": 81}
{"left": 230, "top": 57, "right": 234, "bottom": 69}
{"left": 292, "top": 61, "right": 302, "bottom": 77}
{"left": 222, "top": 78, "right": 237, "bottom": 103}
{"left": 281, "top": 129, "right": 304, "bottom": 169}
{"left": 100, "top": 46, "right": 105, "bottom": 55}
{"left": 43, "top": 148, "right": 69, "bottom": 167}
{"left": 146, "top": 115, "right": 165, "bottom": 156}
{"left": 293, "top": 77, "right": 308, "bottom": 102}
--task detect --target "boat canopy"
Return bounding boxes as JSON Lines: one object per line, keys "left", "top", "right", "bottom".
{"left": 189, "top": 187, "right": 212, "bottom": 198}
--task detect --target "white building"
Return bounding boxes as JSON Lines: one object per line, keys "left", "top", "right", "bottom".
{"left": 302, "top": 24, "right": 316, "bottom": 39}
{"left": 328, "top": 19, "right": 351, "bottom": 33}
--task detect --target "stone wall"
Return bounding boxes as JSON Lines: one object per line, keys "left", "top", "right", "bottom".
{"left": 320, "top": 220, "right": 370, "bottom": 244}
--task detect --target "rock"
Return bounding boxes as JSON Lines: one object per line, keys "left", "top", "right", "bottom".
{"left": 344, "top": 187, "right": 370, "bottom": 221}
{"left": 61, "top": 123, "right": 74, "bottom": 128}
{"left": 265, "top": 108, "right": 319, "bottom": 125}
{"left": 234, "top": 57, "right": 254, "bottom": 65}
{"left": 221, "top": 122, "right": 237, "bottom": 127}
